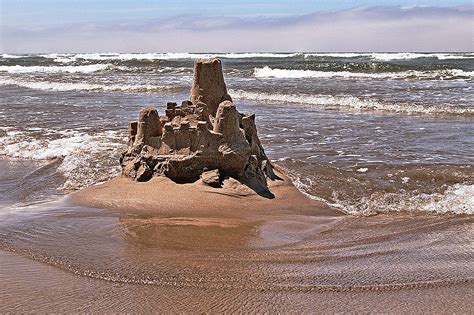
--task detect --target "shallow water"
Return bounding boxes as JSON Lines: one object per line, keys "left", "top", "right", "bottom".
{"left": 0, "top": 195, "right": 472, "bottom": 311}
{"left": 1, "top": 204, "right": 472, "bottom": 290}
{"left": 1, "top": 52, "right": 473, "bottom": 214}
{"left": 1, "top": 250, "right": 472, "bottom": 313}
{"left": 0, "top": 52, "right": 473, "bottom": 311}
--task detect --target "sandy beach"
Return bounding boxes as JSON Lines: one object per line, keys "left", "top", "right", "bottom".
{"left": 1, "top": 169, "right": 472, "bottom": 312}
{"left": 1, "top": 48, "right": 473, "bottom": 312}
{"left": 1, "top": 249, "right": 473, "bottom": 313}
{"left": 69, "top": 166, "right": 337, "bottom": 217}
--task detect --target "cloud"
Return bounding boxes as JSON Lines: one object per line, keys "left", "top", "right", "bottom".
{"left": 1, "top": 5, "right": 473, "bottom": 52}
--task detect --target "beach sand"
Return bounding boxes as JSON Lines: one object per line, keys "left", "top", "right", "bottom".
{"left": 69, "top": 166, "right": 338, "bottom": 217}
{"left": 1, "top": 249, "right": 473, "bottom": 313}
{"left": 0, "top": 167, "right": 471, "bottom": 312}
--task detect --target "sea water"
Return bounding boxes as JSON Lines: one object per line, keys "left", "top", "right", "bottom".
{"left": 0, "top": 52, "right": 473, "bottom": 311}
{"left": 1, "top": 52, "right": 472, "bottom": 214}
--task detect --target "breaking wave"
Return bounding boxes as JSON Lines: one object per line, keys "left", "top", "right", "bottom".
{"left": 32, "top": 52, "right": 301, "bottom": 62}
{"left": 284, "top": 162, "right": 474, "bottom": 216}
{"left": 0, "top": 54, "right": 30, "bottom": 59}
{"left": 254, "top": 66, "right": 474, "bottom": 80}
{"left": 0, "top": 78, "right": 183, "bottom": 93}
{"left": 0, "top": 64, "right": 112, "bottom": 74}
{"left": 230, "top": 89, "right": 473, "bottom": 116}
{"left": 292, "top": 173, "right": 473, "bottom": 216}
{"left": 304, "top": 52, "right": 474, "bottom": 61}
{"left": 0, "top": 128, "right": 124, "bottom": 190}
{"left": 3, "top": 52, "right": 473, "bottom": 62}
{"left": 335, "top": 183, "right": 474, "bottom": 216}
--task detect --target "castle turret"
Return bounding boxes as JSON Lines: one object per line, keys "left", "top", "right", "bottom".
{"left": 190, "top": 58, "right": 231, "bottom": 117}
{"left": 134, "top": 107, "right": 162, "bottom": 146}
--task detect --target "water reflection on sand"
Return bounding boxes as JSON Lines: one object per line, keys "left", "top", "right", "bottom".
{"left": 0, "top": 200, "right": 472, "bottom": 299}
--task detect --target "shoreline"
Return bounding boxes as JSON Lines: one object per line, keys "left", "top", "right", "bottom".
{"left": 1, "top": 164, "right": 473, "bottom": 312}
{"left": 0, "top": 48, "right": 473, "bottom": 312}
{"left": 1, "top": 249, "right": 472, "bottom": 313}
{"left": 68, "top": 166, "right": 340, "bottom": 218}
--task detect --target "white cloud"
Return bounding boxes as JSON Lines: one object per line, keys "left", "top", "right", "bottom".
{"left": 2, "top": 5, "right": 473, "bottom": 52}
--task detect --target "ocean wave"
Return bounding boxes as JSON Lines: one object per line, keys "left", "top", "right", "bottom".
{"left": 36, "top": 52, "right": 301, "bottom": 62}
{"left": 285, "top": 163, "right": 474, "bottom": 216}
{"left": 0, "top": 129, "right": 124, "bottom": 190}
{"left": 229, "top": 89, "right": 473, "bottom": 115}
{"left": 304, "top": 53, "right": 368, "bottom": 58}
{"left": 0, "top": 64, "right": 112, "bottom": 74}
{"left": 370, "top": 53, "right": 474, "bottom": 61}
{"left": 3, "top": 52, "right": 474, "bottom": 62}
{"left": 331, "top": 183, "right": 474, "bottom": 216}
{"left": 254, "top": 66, "right": 474, "bottom": 80}
{"left": 0, "top": 78, "right": 182, "bottom": 93}
{"left": 304, "top": 52, "right": 474, "bottom": 61}
{"left": 0, "top": 54, "right": 31, "bottom": 59}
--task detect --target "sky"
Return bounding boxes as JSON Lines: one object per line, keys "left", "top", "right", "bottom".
{"left": 1, "top": 0, "right": 473, "bottom": 52}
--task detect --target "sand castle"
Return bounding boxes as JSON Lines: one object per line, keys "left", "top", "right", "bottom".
{"left": 120, "top": 58, "right": 279, "bottom": 197}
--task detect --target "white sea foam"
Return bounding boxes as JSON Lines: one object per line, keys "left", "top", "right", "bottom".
{"left": 0, "top": 64, "right": 111, "bottom": 74}
{"left": 253, "top": 66, "right": 474, "bottom": 80}
{"left": 304, "top": 52, "right": 474, "bottom": 61}
{"left": 0, "top": 129, "right": 117, "bottom": 160}
{"left": 420, "top": 184, "right": 474, "bottom": 215}
{"left": 216, "top": 52, "right": 300, "bottom": 59}
{"left": 370, "top": 53, "right": 443, "bottom": 61}
{"left": 229, "top": 89, "right": 473, "bottom": 115}
{"left": 1, "top": 54, "right": 30, "bottom": 59}
{"left": 304, "top": 53, "right": 371, "bottom": 58}
{"left": 38, "top": 52, "right": 301, "bottom": 62}
{"left": 0, "top": 78, "right": 181, "bottom": 93}
{"left": 0, "top": 129, "right": 124, "bottom": 190}
{"left": 4, "top": 52, "right": 474, "bottom": 62}
{"left": 334, "top": 184, "right": 474, "bottom": 216}
{"left": 370, "top": 53, "right": 474, "bottom": 61}
{"left": 288, "top": 169, "right": 474, "bottom": 215}
{"left": 435, "top": 53, "right": 474, "bottom": 60}
{"left": 54, "top": 57, "right": 77, "bottom": 63}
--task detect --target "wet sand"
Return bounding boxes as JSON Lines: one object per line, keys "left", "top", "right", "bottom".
{"left": 1, "top": 50, "right": 473, "bottom": 312}
{"left": 1, "top": 168, "right": 473, "bottom": 312}
{"left": 69, "top": 167, "right": 338, "bottom": 217}
{"left": 2, "top": 250, "right": 473, "bottom": 313}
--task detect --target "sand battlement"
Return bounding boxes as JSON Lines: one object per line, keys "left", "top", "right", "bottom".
{"left": 120, "top": 59, "right": 278, "bottom": 197}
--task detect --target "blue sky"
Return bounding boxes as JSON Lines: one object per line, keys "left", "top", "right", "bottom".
{"left": 1, "top": 0, "right": 472, "bottom": 52}
{"left": 2, "top": 0, "right": 471, "bottom": 26}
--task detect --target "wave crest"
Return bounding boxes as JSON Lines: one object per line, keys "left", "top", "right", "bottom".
{"left": 254, "top": 66, "right": 474, "bottom": 80}
{"left": 304, "top": 52, "right": 474, "bottom": 61}
{"left": 229, "top": 89, "right": 473, "bottom": 116}
{"left": 0, "top": 64, "right": 111, "bottom": 74}
{"left": 33, "top": 52, "right": 301, "bottom": 62}
{"left": 0, "top": 78, "right": 183, "bottom": 93}
{"left": 331, "top": 184, "right": 474, "bottom": 216}
{"left": 0, "top": 129, "right": 124, "bottom": 190}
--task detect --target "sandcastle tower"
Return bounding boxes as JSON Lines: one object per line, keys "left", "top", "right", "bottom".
{"left": 120, "top": 58, "right": 278, "bottom": 197}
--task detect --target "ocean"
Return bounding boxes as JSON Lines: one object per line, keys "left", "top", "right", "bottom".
{"left": 1, "top": 52, "right": 473, "bottom": 311}
{"left": 1, "top": 52, "right": 472, "bottom": 215}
